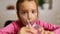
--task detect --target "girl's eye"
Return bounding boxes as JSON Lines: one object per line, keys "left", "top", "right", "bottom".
{"left": 32, "top": 10, "right": 35, "bottom": 13}
{"left": 21, "top": 12, "right": 27, "bottom": 14}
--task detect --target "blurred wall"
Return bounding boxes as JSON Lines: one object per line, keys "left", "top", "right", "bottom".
{"left": 0, "top": 0, "right": 17, "bottom": 28}
{"left": 38, "top": 0, "right": 60, "bottom": 25}
{"left": 0, "top": 0, "right": 60, "bottom": 28}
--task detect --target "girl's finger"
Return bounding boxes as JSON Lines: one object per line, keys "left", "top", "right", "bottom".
{"left": 38, "top": 27, "right": 45, "bottom": 34}
{"left": 38, "top": 27, "right": 44, "bottom": 32}
{"left": 26, "top": 27, "right": 37, "bottom": 34}
{"left": 44, "top": 31, "right": 50, "bottom": 34}
{"left": 40, "top": 29, "right": 45, "bottom": 34}
{"left": 48, "top": 31, "right": 54, "bottom": 34}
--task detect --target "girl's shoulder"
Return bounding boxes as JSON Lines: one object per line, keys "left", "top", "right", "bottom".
{"left": 0, "top": 20, "right": 20, "bottom": 33}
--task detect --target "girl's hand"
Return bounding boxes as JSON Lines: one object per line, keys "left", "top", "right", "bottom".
{"left": 39, "top": 27, "right": 54, "bottom": 34}
{"left": 18, "top": 26, "right": 37, "bottom": 34}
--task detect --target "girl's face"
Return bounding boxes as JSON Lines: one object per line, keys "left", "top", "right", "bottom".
{"left": 18, "top": 1, "right": 38, "bottom": 25}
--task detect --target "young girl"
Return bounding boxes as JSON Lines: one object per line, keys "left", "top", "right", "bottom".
{"left": 0, "top": 0, "right": 60, "bottom": 34}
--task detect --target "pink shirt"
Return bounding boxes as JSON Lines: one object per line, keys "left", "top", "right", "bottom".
{"left": 0, "top": 19, "right": 60, "bottom": 34}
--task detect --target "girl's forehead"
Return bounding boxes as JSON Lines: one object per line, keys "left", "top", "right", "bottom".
{"left": 19, "top": 1, "right": 37, "bottom": 10}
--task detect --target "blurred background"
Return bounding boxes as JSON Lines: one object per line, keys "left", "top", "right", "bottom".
{"left": 0, "top": 0, "right": 60, "bottom": 28}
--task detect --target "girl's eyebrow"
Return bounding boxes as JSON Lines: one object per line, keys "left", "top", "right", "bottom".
{"left": 20, "top": 10, "right": 28, "bottom": 12}
{"left": 19, "top": 9, "right": 37, "bottom": 12}
{"left": 32, "top": 9, "right": 37, "bottom": 10}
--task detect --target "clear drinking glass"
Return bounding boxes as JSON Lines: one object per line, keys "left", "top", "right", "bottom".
{"left": 26, "top": 20, "right": 40, "bottom": 34}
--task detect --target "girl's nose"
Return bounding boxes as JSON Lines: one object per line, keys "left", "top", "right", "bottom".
{"left": 27, "top": 12, "right": 32, "bottom": 21}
